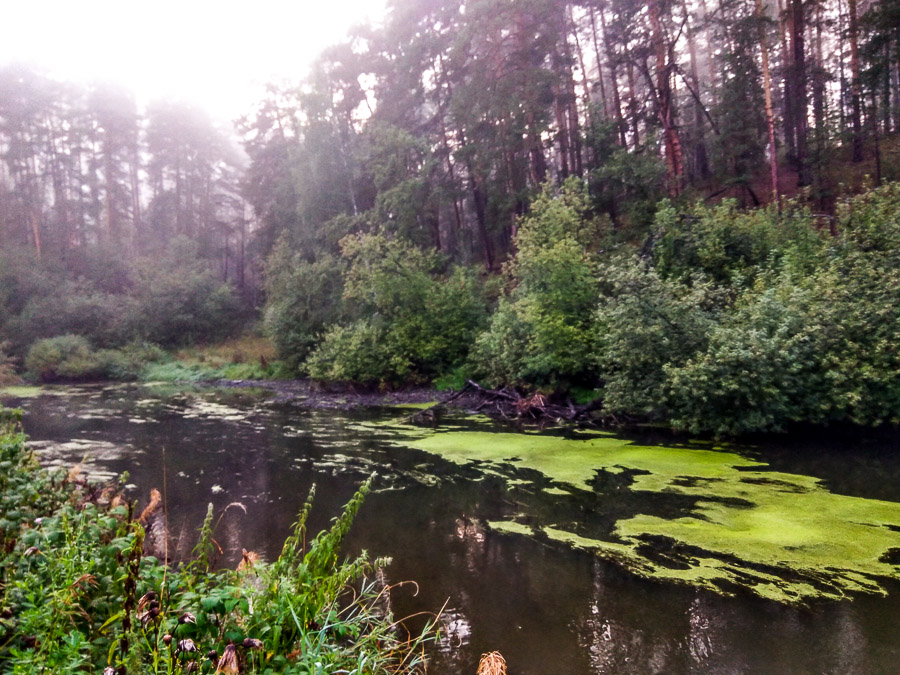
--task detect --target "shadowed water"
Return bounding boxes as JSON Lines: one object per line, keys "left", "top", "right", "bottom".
{"left": 7, "top": 383, "right": 900, "bottom": 674}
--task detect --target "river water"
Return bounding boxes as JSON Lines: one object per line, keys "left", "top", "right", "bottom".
{"left": 7, "top": 383, "right": 900, "bottom": 674}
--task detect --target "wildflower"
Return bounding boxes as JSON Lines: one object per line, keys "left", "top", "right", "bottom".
{"left": 177, "top": 638, "right": 198, "bottom": 653}
{"left": 178, "top": 611, "right": 197, "bottom": 624}
{"left": 242, "top": 637, "right": 263, "bottom": 650}
{"left": 139, "top": 606, "right": 161, "bottom": 626}
{"left": 215, "top": 643, "right": 240, "bottom": 674}
{"left": 137, "top": 591, "right": 157, "bottom": 612}
{"left": 237, "top": 549, "right": 260, "bottom": 571}
{"left": 163, "top": 633, "right": 173, "bottom": 646}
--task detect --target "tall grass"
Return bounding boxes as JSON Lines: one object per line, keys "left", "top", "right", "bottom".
{"left": 0, "top": 406, "right": 437, "bottom": 673}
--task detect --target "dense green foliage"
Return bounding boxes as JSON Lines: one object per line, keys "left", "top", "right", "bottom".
{"left": 24, "top": 336, "right": 166, "bottom": 383}
{"left": 127, "top": 238, "right": 243, "bottom": 348}
{"left": 0, "top": 343, "right": 19, "bottom": 386}
{"left": 0, "top": 409, "right": 434, "bottom": 672}
{"left": 262, "top": 239, "right": 346, "bottom": 373}
{"left": 0, "top": 237, "right": 243, "bottom": 370}
{"left": 304, "top": 234, "right": 487, "bottom": 385}
{"left": 612, "top": 183, "right": 900, "bottom": 434}
{"left": 470, "top": 180, "right": 602, "bottom": 388}
{"left": 257, "top": 178, "right": 900, "bottom": 436}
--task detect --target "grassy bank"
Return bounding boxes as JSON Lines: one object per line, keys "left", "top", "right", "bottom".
{"left": 5, "top": 335, "right": 286, "bottom": 386}
{"left": 142, "top": 336, "right": 283, "bottom": 382}
{"left": 0, "top": 407, "right": 435, "bottom": 673}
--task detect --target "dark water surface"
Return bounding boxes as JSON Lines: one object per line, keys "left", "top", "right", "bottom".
{"left": 9, "top": 383, "right": 900, "bottom": 674}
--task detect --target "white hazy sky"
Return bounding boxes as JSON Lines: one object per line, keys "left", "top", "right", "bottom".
{"left": 1, "top": 0, "right": 386, "bottom": 123}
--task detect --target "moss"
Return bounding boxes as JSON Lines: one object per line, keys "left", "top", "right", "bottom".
{"left": 385, "top": 425, "right": 900, "bottom": 604}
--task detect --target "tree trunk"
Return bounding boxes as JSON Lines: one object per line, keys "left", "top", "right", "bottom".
{"left": 586, "top": 4, "right": 610, "bottom": 119}
{"left": 812, "top": 0, "right": 826, "bottom": 144}
{"left": 757, "top": 0, "right": 781, "bottom": 206}
{"left": 470, "top": 169, "right": 494, "bottom": 271}
{"left": 649, "top": 0, "right": 683, "bottom": 196}
{"left": 130, "top": 145, "right": 142, "bottom": 256}
{"left": 598, "top": 2, "right": 628, "bottom": 147}
{"left": 626, "top": 60, "right": 640, "bottom": 148}
{"left": 790, "top": 0, "right": 810, "bottom": 186}
{"left": 698, "top": 0, "right": 718, "bottom": 109}
{"left": 570, "top": 6, "right": 594, "bottom": 123}
{"left": 777, "top": 0, "right": 796, "bottom": 161}
{"left": 681, "top": 0, "right": 709, "bottom": 180}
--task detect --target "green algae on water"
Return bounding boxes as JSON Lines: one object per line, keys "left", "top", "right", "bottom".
{"left": 392, "top": 401, "right": 440, "bottom": 410}
{"left": 379, "top": 424, "right": 900, "bottom": 604}
{"left": 0, "top": 386, "right": 43, "bottom": 399}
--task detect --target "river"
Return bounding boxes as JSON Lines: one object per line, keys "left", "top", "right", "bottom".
{"left": 6, "top": 383, "right": 900, "bottom": 674}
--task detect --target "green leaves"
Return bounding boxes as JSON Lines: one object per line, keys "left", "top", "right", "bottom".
{"left": 0, "top": 415, "right": 434, "bottom": 673}
{"left": 306, "top": 233, "right": 486, "bottom": 385}
{"left": 470, "top": 179, "right": 602, "bottom": 390}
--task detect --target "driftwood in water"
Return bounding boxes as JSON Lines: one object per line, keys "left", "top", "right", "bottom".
{"left": 407, "top": 379, "right": 606, "bottom": 426}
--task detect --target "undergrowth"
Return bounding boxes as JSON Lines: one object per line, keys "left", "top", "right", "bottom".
{"left": 0, "top": 407, "right": 436, "bottom": 673}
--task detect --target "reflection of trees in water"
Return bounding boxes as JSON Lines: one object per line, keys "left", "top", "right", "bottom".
{"left": 580, "top": 560, "right": 680, "bottom": 672}
{"left": 453, "top": 516, "right": 487, "bottom": 575}
{"left": 578, "top": 553, "right": 884, "bottom": 674}
{"left": 687, "top": 597, "right": 713, "bottom": 665}
{"left": 816, "top": 604, "right": 869, "bottom": 674}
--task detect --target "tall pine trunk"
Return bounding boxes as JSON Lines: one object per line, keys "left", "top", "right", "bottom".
{"left": 757, "top": 0, "right": 781, "bottom": 206}
{"left": 649, "top": 0, "right": 683, "bottom": 196}
{"left": 790, "top": 0, "right": 810, "bottom": 186}
{"left": 681, "top": 0, "right": 709, "bottom": 180}
{"left": 598, "top": 2, "right": 628, "bottom": 147}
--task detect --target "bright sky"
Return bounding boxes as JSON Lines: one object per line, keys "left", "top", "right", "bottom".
{"left": 1, "top": 0, "right": 386, "bottom": 123}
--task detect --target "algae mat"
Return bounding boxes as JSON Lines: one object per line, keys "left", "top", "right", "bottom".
{"left": 384, "top": 425, "right": 900, "bottom": 604}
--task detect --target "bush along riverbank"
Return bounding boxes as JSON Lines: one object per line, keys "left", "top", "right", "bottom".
{"left": 9, "top": 182, "right": 900, "bottom": 437}
{"left": 0, "top": 407, "right": 436, "bottom": 674}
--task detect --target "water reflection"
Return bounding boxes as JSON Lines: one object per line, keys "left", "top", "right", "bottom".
{"left": 8, "top": 384, "right": 900, "bottom": 673}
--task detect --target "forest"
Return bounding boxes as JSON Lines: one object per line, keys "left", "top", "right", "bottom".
{"left": 2, "top": 0, "right": 900, "bottom": 435}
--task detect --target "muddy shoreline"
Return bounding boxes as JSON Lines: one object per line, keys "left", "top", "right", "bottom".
{"left": 211, "top": 377, "right": 451, "bottom": 409}
{"left": 211, "top": 377, "right": 607, "bottom": 428}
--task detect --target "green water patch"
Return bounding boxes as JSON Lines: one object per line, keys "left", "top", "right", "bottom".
{"left": 380, "top": 424, "right": 900, "bottom": 604}
{"left": 0, "top": 386, "right": 43, "bottom": 399}
{"left": 391, "top": 401, "right": 440, "bottom": 410}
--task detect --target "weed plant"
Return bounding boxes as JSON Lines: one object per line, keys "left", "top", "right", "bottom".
{"left": 0, "top": 407, "right": 436, "bottom": 673}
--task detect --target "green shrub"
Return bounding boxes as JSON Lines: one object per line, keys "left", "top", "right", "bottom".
{"left": 664, "top": 284, "right": 819, "bottom": 435}
{"left": 127, "top": 237, "right": 242, "bottom": 347}
{"left": 306, "top": 319, "right": 396, "bottom": 385}
{"left": 470, "top": 179, "right": 602, "bottom": 389}
{"left": 5, "top": 280, "right": 131, "bottom": 354}
{"left": 836, "top": 181, "right": 900, "bottom": 255}
{"left": 651, "top": 198, "right": 827, "bottom": 286}
{"left": 25, "top": 337, "right": 165, "bottom": 383}
{"left": 0, "top": 342, "right": 20, "bottom": 386}
{"left": 25, "top": 335, "right": 100, "bottom": 382}
{"left": 307, "top": 234, "right": 486, "bottom": 385}
{"left": 594, "top": 259, "right": 720, "bottom": 418}
{"left": 665, "top": 250, "right": 900, "bottom": 435}
{"left": 263, "top": 238, "right": 345, "bottom": 373}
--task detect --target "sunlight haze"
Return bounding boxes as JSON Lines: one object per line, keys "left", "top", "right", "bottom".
{"left": 0, "top": 0, "right": 386, "bottom": 122}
